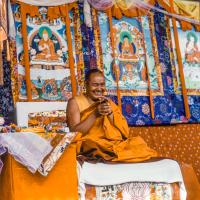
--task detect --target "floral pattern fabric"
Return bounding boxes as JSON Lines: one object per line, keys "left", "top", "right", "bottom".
{"left": 28, "top": 110, "right": 66, "bottom": 125}
{"left": 28, "top": 110, "right": 68, "bottom": 133}
{"left": 38, "top": 132, "right": 77, "bottom": 176}
{"left": 0, "top": 49, "right": 14, "bottom": 123}
{"left": 85, "top": 182, "right": 180, "bottom": 200}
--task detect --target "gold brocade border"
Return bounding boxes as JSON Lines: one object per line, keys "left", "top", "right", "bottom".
{"left": 95, "top": 11, "right": 104, "bottom": 71}
{"left": 166, "top": 16, "right": 179, "bottom": 94}
{"left": 92, "top": 8, "right": 104, "bottom": 71}
{"left": 73, "top": 5, "right": 85, "bottom": 94}
{"left": 10, "top": 40, "right": 19, "bottom": 104}
{"left": 148, "top": 13, "right": 164, "bottom": 96}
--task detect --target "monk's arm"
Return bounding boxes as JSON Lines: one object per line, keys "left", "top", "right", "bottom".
{"left": 66, "top": 98, "right": 98, "bottom": 135}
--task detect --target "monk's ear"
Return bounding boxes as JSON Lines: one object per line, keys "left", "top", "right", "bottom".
{"left": 85, "top": 79, "right": 90, "bottom": 87}
{"left": 84, "top": 80, "right": 89, "bottom": 91}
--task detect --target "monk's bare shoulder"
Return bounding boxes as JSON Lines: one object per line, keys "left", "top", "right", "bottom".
{"left": 67, "top": 97, "right": 79, "bottom": 114}
{"left": 66, "top": 97, "right": 81, "bottom": 129}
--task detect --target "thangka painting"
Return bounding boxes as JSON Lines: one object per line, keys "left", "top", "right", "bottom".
{"left": 98, "top": 13, "right": 163, "bottom": 96}
{"left": 170, "top": 21, "right": 200, "bottom": 95}
{"left": 12, "top": 4, "right": 78, "bottom": 101}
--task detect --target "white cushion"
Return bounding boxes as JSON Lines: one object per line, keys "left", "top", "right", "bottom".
{"left": 16, "top": 102, "right": 67, "bottom": 127}
{"left": 78, "top": 159, "right": 187, "bottom": 200}
{"left": 79, "top": 159, "right": 184, "bottom": 185}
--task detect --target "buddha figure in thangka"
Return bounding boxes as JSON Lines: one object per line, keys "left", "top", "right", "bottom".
{"left": 185, "top": 32, "right": 200, "bottom": 63}
{"left": 34, "top": 27, "right": 60, "bottom": 61}
{"left": 60, "top": 77, "right": 72, "bottom": 100}
{"left": 118, "top": 32, "right": 138, "bottom": 61}
{"left": 41, "top": 79, "right": 59, "bottom": 100}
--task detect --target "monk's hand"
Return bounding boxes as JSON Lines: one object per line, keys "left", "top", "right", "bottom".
{"left": 97, "top": 100, "right": 112, "bottom": 116}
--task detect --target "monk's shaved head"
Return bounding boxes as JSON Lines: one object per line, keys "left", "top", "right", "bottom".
{"left": 85, "top": 69, "right": 104, "bottom": 83}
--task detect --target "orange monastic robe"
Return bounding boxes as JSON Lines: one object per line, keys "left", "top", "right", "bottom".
{"left": 74, "top": 94, "right": 157, "bottom": 162}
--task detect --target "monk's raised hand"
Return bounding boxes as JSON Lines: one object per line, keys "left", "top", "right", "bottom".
{"left": 97, "top": 101, "right": 112, "bottom": 116}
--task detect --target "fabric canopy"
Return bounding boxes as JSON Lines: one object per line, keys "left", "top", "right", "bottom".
{"left": 15, "top": 0, "right": 77, "bottom": 6}
{"left": 87, "top": 0, "right": 200, "bottom": 30}
{"left": 9, "top": 0, "right": 200, "bottom": 31}
{"left": 174, "top": 0, "right": 199, "bottom": 22}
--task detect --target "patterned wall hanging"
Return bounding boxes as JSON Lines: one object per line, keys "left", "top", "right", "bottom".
{"left": 0, "top": 49, "right": 14, "bottom": 120}
{"left": 89, "top": 2, "right": 200, "bottom": 126}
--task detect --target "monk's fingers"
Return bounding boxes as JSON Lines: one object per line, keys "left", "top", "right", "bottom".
{"left": 99, "top": 108, "right": 111, "bottom": 114}
{"left": 99, "top": 112, "right": 107, "bottom": 116}
{"left": 101, "top": 102, "right": 110, "bottom": 106}
{"left": 99, "top": 104, "right": 111, "bottom": 109}
{"left": 101, "top": 106, "right": 110, "bottom": 111}
{"left": 99, "top": 108, "right": 111, "bottom": 115}
{"left": 98, "top": 107, "right": 109, "bottom": 112}
{"left": 99, "top": 111, "right": 109, "bottom": 116}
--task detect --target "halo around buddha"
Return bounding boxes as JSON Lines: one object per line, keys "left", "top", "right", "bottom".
{"left": 39, "top": 26, "right": 52, "bottom": 38}
{"left": 120, "top": 31, "right": 132, "bottom": 43}
{"left": 187, "top": 32, "right": 198, "bottom": 43}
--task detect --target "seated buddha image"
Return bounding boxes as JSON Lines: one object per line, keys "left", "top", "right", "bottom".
{"left": 33, "top": 26, "right": 61, "bottom": 62}
{"left": 118, "top": 32, "right": 138, "bottom": 61}
{"left": 185, "top": 32, "right": 200, "bottom": 64}
{"left": 41, "top": 79, "right": 60, "bottom": 100}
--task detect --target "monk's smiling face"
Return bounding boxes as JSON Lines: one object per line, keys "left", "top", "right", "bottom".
{"left": 86, "top": 72, "right": 105, "bottom": 101}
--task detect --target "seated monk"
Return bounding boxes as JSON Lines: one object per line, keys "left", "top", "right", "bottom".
{"left": 67, "top": 69, "right": 157, "bottom": 162}
{"left": 66, "top": 69, "right": 200, "bottom": 199}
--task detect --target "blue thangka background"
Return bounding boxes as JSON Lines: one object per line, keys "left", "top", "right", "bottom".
{"left": 80, "top": 3, "right": 200, "bottom": 126}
